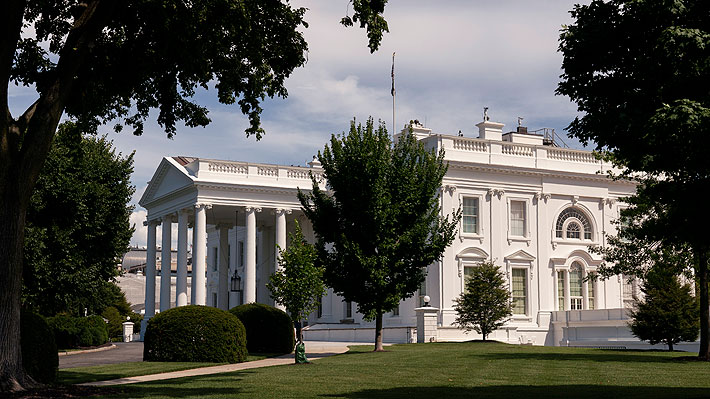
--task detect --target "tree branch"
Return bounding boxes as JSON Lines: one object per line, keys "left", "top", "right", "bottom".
{"left": 18, "top": 0, "right": 113, "bottom": 202}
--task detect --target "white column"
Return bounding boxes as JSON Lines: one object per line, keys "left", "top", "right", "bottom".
{"left": 218, "top": 224, "right": 230, "bottom": 310}
{"left": 140, "top": 219, "right": 158, "bottom": 339}
{"left": 160, "top": 215, "right": 173, "bottom": 312}
{"left": 176, "top": 210, "right": 189, "bottom": 307}
{"left": 563, "top": 269, "right": 571, "bottom": 311}
{"left": 193, "top": 204, "right": 209, "bottom": 306}
{"left": 245, "top": 207, "right": 260, "bottom": 303}
{"left": 191, "top": 223, "right": 197, "bottom": 302}
{"left": 273, "top": 209, "right": 288, "bottom": 311}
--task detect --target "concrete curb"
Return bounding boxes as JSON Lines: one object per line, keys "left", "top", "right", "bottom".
{"left": 59, "top": 344, "right": 117, "bottom": 357}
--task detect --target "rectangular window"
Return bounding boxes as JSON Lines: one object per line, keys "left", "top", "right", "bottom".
{"left": 512, "top": 268, "right": 527, "bottom": 315}
{"left": 588, "top": 277, "right": 596, "bottom": 310}
{"left": 239, "top": 241, "right": 244, "bottom": 267}
{"left": 464, "top": 265, "right": 476, "bottom": 287}
{"left": 212, "top": 292, "right": 218, "bottom": 307}
{"left": 557, "top": 271, "right": 565, "bottom": 311}
{"left": 510, "top": 200, "right": 526, "bottom": 236}
{"left": 317, "top": 296, "right": 323, "bottom": 318}
{"left": 462, "top": 197, "right": 479, "bottom": 234}
{"left": 227, "top": 244, "right": 231, "bottom": 269}
{"left": 212, "top": 247, "right": 218, "bottom": 272}
{"left": 345, "top": 301, "right": 353, "bottom": 319}
{"left": 392, "top": 305, "right": 399, "bottom": 317}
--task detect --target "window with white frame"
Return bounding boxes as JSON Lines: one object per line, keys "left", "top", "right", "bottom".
{"left": 462, "top": 197, "right": 479, "bottom": 234}
{"left": 212, "top": 247, "right": 218, "bottom": 271}
{"left": 557, "top": 271, "right": 565, "bottom": 311}
{"left": 463, "top": 265, "right": 476, "bottom": 287}
{"left": 510, "top": 200, "right": 526, "bottom": 237}
{"left": 419, "top": 276, "right": 427, "bottom": 307}
{"left": 569, "top": 263, "right": 584, "bottom": 310}
{"left": 345, "top": 301, "right": 353, "bottom": 319}
{"left": 391, "top": 304, "right": 399, "bottom": 317}
{"left": 588, "top": 272, "right": 596, "bottom": 310}
{"left": 238, "top": 241, "right": 244, "bottom": 267}
{"left": 511, "top": 268, "right": 527, "bottom": 315}
{"left": 555, "top": 207, "right": 593, "bottom": 240}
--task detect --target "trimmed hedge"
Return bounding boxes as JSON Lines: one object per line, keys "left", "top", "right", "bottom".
{"left": 21, "top": 310, "right": 58, "bottom": 383}
{"left": 46, "top": 314, "right": 109, "bottom": 349}
{"left": 229, "top": 303, "right": 294, "bottom": 354}
{"left": 144, "top": 305, "right": 247, "bottom": 363}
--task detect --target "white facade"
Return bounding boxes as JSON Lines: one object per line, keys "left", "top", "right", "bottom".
{"left": 138, "top": 118, "right": 676, "bottom": 348}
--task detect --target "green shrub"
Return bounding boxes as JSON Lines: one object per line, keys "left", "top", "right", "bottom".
{"left": 144, "top": 305, "right": 247, "bottom": 363}
{"left": 102, "top": 306, "right": 124, "bottom": 340}
{"left": 47, "top": 314, "right": 108, "bottom": 348}
{"left": 229, "top": 303, "right": 294, "bottom": 354}
{"left": 21, "top": 310, "right": 58, "bottom": 383}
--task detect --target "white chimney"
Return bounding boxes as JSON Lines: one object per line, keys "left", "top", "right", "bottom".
{"left": 476, "top": 120, "right": 505, "bottom": 141}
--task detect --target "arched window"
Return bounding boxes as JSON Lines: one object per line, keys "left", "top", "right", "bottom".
{"left": 555, "top": 207, "right": 592, "bottom": 240}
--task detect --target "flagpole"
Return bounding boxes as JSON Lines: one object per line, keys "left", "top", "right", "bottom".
{"left": 391, "top": 52, "right": 396, "bottom": 136}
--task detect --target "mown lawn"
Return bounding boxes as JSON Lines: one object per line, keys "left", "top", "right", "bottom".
{"left": 103, "top": 342, "right": 710, "bottom": 399}
{"left": 58, "top": 355, "right": 274, "bottom": 384}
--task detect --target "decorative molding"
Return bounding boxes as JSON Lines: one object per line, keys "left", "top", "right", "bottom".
{"left": 534, "top": 192, "right": 551, "bottom": 203}
{"left": 194, "top": 203, "right": 213, "bottom": 210}
{"left": 443, "top": 185, "right": 457, "bottom": 195}
{"left": 245, "top": 206, "right": 262, "bottom": 213}
{"left": 272, "top": 208, "right": 293, "bottom": 216}
{"left": 604, "top": 198, "right": 617, "bottom": 208}
{"left": 487, "top": 188, "right": 505, "bottom": 199}
{"left": 571, "top": 195, "right": 579, "bottom": 205}
{"left": 551, "top": 242, "right": 558, "bottom": 250}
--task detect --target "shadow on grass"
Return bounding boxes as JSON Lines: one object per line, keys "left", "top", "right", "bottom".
{"left": 59, "top": 370, "right": 126, "bottom": 385}
{"left": 321, "top": 385, "right": 710, "bottom": 399}
{"left": 110, "top": 373, "right": 252, "bottom": 398}
{"left": 475, "top": 350, "right": 684, "bottom": 364}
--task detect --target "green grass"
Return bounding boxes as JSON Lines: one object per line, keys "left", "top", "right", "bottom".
{"left": 104, "top": 342, "right": 710, "bottom": 399}
{"left": 58, "top": 354, "right": 274, "bottom": 385}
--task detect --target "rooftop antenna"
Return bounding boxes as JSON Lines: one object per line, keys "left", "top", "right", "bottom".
{"left": 391, "top": 52, "right": 396, "bottom": 135}
{"left": 483, "top": 107, "right": 490, "bottom": 121}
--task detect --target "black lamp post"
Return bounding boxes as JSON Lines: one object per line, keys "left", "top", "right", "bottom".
{"left": 230, "top": 270, "right": 243, "bottom": 305}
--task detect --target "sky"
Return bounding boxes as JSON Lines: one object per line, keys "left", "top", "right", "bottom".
{"left": 9, "top": 1, "right": 590, "bottom": 247}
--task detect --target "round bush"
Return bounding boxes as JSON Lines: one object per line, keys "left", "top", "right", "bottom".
{"left": 79, "top": 315, "right": 109, "bottom": 347}
{"left": 21, "top": 310, "right": 58, "bottom": 383}
{"left": 144, "top": 305, "right": 247, "bottom": 363}
{"left": 229, "top": 303, "right": 294, "bottom": 354}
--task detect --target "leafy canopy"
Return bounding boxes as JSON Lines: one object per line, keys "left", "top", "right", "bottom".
{"left": 267, "top": 220, "right": 326, "bottom": 323}
{"left": 299, "top": 118, "right": 459, "bottom": 322}
{"left": 22, "top": 122, "right": 134, "bottom": 317}
{"left": 453, "top": 261, "right": 512, "bottom": 341}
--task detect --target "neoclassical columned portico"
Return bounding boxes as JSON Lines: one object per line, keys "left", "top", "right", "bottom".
{"left": 138, "top": 156, "right": 323, "bottom": 338}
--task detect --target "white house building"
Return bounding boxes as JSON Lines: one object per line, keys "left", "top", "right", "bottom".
{"left": 138, "top": 117, "right": 675, "bottom": 348}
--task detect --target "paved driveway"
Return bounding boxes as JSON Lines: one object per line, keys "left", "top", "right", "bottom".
{"left": 59, "top": 342, "right": 144, "bottom": 369}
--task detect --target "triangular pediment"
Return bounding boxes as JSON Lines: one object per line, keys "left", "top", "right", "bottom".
{"left": 139, "top": 157, "right": 194, "bottom": 206}
{"left": 504, "top": 249, "right": 536, "bottom": 262}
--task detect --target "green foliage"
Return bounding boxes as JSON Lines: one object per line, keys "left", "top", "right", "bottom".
{"left": 299, "top": 119, "right": 459, "bottom": 336}
{"left": 46, "top": 314, "right": 109, "bottom": 349}
{"left": 144, "top": 306, "right": 247, "bottom": 363}
{"left": 22, "top": 123, "right": 134, "bottom": 317}
{"left": 102, "top": 306, "right": 123, "bottom": 340}
{"left": 20, "top": 310, "right": 58, "bottom": 384}
{"left": 558, "top": 0, "right": 710, "bottom": 358}
{"left": 267, "top": 221, "right": 326, "bottom": 329}
{"left": 453, "top": 261, "right": 512, "bottom": 341}
{"left": 630, "top": 267, "right": 699, "bottom": 351}
{"left": 341, "top": 0, "right": 389, "bottom": 53}
{"left": 229, "top": 303, "right": 294, "bottom": 355}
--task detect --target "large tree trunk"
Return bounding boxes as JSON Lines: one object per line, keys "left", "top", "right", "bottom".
{"left": 698, "top": 248, "right": 709, "bottom": 360}
{"left": 0, "top": 173, "right": 35, "bottom": 391}
{"left": 374, "top": 312, "right": 384, "bottom": 351}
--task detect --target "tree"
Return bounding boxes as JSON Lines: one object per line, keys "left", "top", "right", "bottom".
{"left": 629, "top": 267, "right": 699, "bottom": 351}
{"left": 453, "top": 261, "right": 512, "bottom": 341}
{"left": 1, "top": 2, "right": 389, "bottom": 390}
{"left": 267, "top": 220, "right": 326, "bottom": 344}
{"left": 22, "top": 123, "right": 134, "bottom": 317}
{"left": 299, "top": 118, "right": 459, "bottom": 351}
{"left": 557, "top": 0, "right": 710, "bottom": 359}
